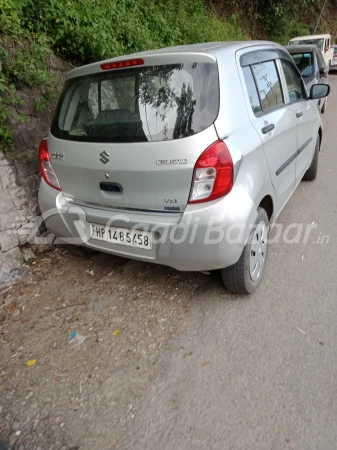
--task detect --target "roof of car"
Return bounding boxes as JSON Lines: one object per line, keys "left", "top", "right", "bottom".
{"left": 289, "top": 34, "right": 330, "bottom": 40}
{"left": 67, "top": 40, "right": 281, "bottom": 79}
{"left": 124, "top": 41, "right": 273, "bottom": 55}
{"left": 286, "top": 44, "right": 320, "bottom": 53}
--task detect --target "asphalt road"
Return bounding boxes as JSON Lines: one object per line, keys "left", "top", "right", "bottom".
{"left": 123, "top": 76, "right": 337, "bottom": 450}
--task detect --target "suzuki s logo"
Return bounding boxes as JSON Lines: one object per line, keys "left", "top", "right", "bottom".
{"left": 99, "top": 151, "right": 110, "bottom": 165}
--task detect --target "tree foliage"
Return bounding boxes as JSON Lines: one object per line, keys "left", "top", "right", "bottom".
{"left": 7, "top": 0, "right": 246, "bottom": 62}
{"left": 0, "top": 0, "right": 322, "bottom": 150}
{"left": 0, "top": 0, "right": 245, "bottom": 150}
{"left": 257, "top": 0, "right": 316, "bottom": 42}
{"left": 209, "top": 0, "right": 318, "bottom": 43}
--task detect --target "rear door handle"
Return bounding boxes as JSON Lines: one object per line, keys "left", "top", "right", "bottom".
{"left": 261, "top": 124, "right": 275, "bottom": 134}
{"left": 296, "top": 111, "right": 303, "bottom": 118}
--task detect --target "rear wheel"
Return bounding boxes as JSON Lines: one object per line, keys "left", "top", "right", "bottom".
{"left": 221, "top": 207, "right": 269, "bottom": 294}
{"left": 303, "top": 135, "right": 320, "bottom": 181}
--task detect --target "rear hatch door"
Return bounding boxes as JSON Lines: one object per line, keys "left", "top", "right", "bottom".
{"left": 49, "top": 54, "right": 220, "bottom": 213}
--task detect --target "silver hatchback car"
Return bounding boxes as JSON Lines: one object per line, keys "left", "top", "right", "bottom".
{"left": 38, "top": 41, "right": 329, "bottom": 294}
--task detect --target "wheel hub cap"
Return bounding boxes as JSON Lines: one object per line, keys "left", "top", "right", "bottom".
{"left": 249, "top": 221, "right": 267, "bottom": 282}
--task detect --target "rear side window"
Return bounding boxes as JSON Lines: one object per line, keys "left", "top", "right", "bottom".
{"left": 243, "top": 60, "right": 283, "bottom": 115}
{"left": 51, "top": 63, "right": 219, "bottom": 143}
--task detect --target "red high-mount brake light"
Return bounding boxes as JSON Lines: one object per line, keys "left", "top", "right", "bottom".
{"left": 100, "top": 58, "right": 144, "bottom": 71}
{"left": 39, "top": 139, "right": 61, "bottom": 191}
{"left": 188, "top": 140, "right": 233, "bottom": 204}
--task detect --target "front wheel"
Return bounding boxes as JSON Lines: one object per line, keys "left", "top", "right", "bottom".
{"left": 221, "top": 207, "right": 269, "bottom": 294}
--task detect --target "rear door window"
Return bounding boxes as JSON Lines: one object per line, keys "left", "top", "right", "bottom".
{"left": 251, "top": 61, "right": 283, "bottom": 112}
{"left": 243, "top": 59, "right": 284, "bottom": 115}
{"left": 52, "top": 63, "right": 219, "bottom": 143}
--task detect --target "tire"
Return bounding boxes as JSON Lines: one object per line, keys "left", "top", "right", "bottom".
{"left": 321, "top": 97, "right": 327, "bottom": 114}
{"left": 221, "top": 207, "right": 269, "bottom": 294}
{"left": 303, "top": 135, "right": 320, "bottom": 181}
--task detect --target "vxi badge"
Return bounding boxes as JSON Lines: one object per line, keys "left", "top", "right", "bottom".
{"left": 99, "top": 151, "right": 110, "bottom": 164}
{"left": 156, "top": 159, "right": 188, "bottom": 165}
{"left": 51, "top": 152, "right": 64, "bottom": 161}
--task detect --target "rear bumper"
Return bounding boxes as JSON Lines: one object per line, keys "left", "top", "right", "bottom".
{"left": 38, "top": 180, "right": 256, "bottom": 271}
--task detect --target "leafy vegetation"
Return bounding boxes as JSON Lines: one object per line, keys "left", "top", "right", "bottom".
{"left": 0, "top": 0, "right": 247, "bottom": 151}
{"left": 0, "top": 0, "right": 326, "bottom": 151}
{"left": 211, "top": 0, "right": 319, "bottom": 44}
{"left": 18, "top": 0, "right": 247, "bottom": 61}
{"left": 257, "top": 0, "right": 316, "bottom": 44}
{"left": 0, "top": 33, "right": 56, "bottom": 151}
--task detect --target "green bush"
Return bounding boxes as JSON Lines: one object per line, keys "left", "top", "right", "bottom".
{"left": 0, "top": 30, "right": 55, "bottom": 151}
{"left": 0, "top": 0, "right": 24, "bottom": 35}
{"left": 20, "top": 0, "right": 246, "bottom": 62}
{"left": 0, "top": 0, "right": 247, "bottom": 150}
{"left": 0, "top": 0, "right": 320, "bottom": 151}
{"left": 270, "top": 20, "right": 310, "bottom": 45}
{"left": 258, "top": 0, "right": 315, "bottom": 44}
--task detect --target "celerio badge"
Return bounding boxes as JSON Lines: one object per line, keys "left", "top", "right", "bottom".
{"left": 156, "top": 159, "right": 188, "bottom": 165}
{"left": 99, "top": 151, "right": 110, "bottom": 164}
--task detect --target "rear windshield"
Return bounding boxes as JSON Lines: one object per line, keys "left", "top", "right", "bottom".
{"left": 290, "top": 39, "right": 324, "bottom": 51}
{"left": 290, "top": 52, "right": 314, "bottom": 77}
{"left": 51, "top": 63, "right": 219, "bottom": 143}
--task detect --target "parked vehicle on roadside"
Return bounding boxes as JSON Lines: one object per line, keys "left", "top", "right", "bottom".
{"left": 288, "top": 34, "right": 333, "bottom": 69}
{"left": 38, "top": 41, "right": 329, "bottom": 294}
{"left": 286, "top": 44, "right": 329, "bottom": 113}
{"left": 329, "top": 45, "right": 337, "bottom": 71}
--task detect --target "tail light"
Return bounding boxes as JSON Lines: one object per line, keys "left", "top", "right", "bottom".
{"left": 188, "top": 140, "right": 233, "bottom": 204}
{"left": 39, "top": 139, "right": 61, "bottom": 191}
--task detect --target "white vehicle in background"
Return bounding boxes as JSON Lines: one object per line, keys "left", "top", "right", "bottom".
{"left": 288, "top": 34, "right": 333, "bottom": 69}
{"left": 330, "top": 45, "right": 337, "bottom": 71}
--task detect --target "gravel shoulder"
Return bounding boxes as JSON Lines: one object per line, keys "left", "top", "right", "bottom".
{"left": 0, "top": 246, "right": 214, "bottom": 449}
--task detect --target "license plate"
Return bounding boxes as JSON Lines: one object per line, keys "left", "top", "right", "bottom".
{"left": 90, "top": 223, "right": 153, "bottom": 250}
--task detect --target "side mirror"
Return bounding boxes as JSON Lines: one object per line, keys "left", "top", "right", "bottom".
{"left": 310, "top": 84, "right": 330, "bottom": 100}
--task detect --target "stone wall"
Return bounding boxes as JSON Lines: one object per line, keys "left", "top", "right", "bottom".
{"left": 0, "top": 55, "right": 74, "bottom": 283}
